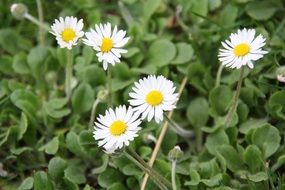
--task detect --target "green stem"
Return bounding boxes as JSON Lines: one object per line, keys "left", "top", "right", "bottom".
{"left": 215, "top": 64, "right": 224, "bottom": 87}
{"left": 89, "top": 98, "right": 100, "bottom": 128}
{"left": 65, "top": 49, "right": 73, "bottom": 100}
{"left": 107, "top": 67, "right": 112, "bottom": 107}
{"left": 36, "top": 0, "right": 45, "bottom": 45}
{"left": 224, "top": 67, "right": 245, "bottom": 127}
{"left": 24, "top": 13, "right": 50, "bottom": 31}
{"left": 127, "top": 147, "right": 172, "bottom": 189}
{"left": 163, "top": 113, "right": 194, "bottom": 138}
{"left": 124, "top": 152, "right": 168, "bottom": 190}
{"left": 171, "top": 161, "right": 177, "bottom": 190}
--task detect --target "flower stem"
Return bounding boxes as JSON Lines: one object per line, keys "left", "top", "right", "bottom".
{"left": 163, "top": 113, "right": 194, "bottom": 138}
{"left": 224, "top": 67, "right": 245, "bottom": 127}
{"left": 89, "top": 98, "right": 100, "bottom": 128}
{"left": 65, "top": 49, "right": 73, "bottom": 100}
{"left": 127, "top": 147, "right": 172, "bottom": 189}
{"left": 107, "top": 67, "right": 112, "bottom": 107}
{"left": 24, "top": 13, "right": 50, "bottom": 31}
{"left": 171, "top": 160, "right": 177, "bottom": 190}
{"left": 215, "top": 64, "right": 224, "bottom": 87}
{"left": 124, "top": 152, "right": 168, "bottom": 190}
{"left": 140, "top": 77, "right": 188, "bottom": 190}
{"left": 36, "top": 0, "right": 45, "bottom": 45}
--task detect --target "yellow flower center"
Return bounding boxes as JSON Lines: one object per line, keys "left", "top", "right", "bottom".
{"left": 146, "top": 90, "right": 163, "bottom": 106}
{"left": 61, "top": 28, "right": 76, "bottom": 42}
{"left": 234, "top": 43, "right": 250, "bottom": 56}
{"left": 109, "top": 120, "right": 127, "bottom": 136}
{"left": 101, "top": 38, "right": 113, "bottom": 53}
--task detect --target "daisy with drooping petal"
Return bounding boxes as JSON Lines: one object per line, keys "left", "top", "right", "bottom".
{"left": 83, "top": 22, "right": 130, "bottom": 70}
{"left": 129, "top": 75, "right": 178, "bottom": 123}
{"left": 50, "top": 16, "right": 84, "bottom": 49}
{"left": 93, "top": 105, "right": 141, "bottom": 152}
{"left": 218, "top": 28, "right": 268, "bottom": 69}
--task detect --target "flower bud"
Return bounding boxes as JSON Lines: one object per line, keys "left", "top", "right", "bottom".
{"left": 10, "top": 3, "right": 28, "bottom": 20}
{"left": 97, "top": 89, "right": 108, "bottom": 101}
{"left": 168, "top": 145, "right": 183, "bottom": 162}
{"left": 276, "top": 66, "right": 285, "bottom": 83}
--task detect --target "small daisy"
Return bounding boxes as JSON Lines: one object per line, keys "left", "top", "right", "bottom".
{"left": 83, "top": 22, "right": 130, "bottom": 70}
{"left": 129, "top": 75, "right": 178, "bottom": 123}
{"left": 218, "top": 28, "right": 268, "bottom": 69}
{"left": 50, "top": 16, "right": 84, "bottom": 49}
{"left": 93, "top": 105, "right": 141, "bottom": 152}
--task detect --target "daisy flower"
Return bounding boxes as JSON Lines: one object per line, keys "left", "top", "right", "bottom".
{"left": 83, "top": 22, "right": 130, "bottom": 70}
{"left": 93, "top": 105, "right": 141, "bottom": 152}
{"left": 50, "top": 16, "right": 84, "bottom": 49}
{"left": 218, "top": 28, "right": 268, "bottom": 69}
{"left": 129, "top": 75, "right": 178, "bottom": 123}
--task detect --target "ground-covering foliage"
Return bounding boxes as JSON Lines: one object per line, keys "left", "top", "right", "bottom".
{"left": 1, "top": 0, "right": 285, "bottom": 189}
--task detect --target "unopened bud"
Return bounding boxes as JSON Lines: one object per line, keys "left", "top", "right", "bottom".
{"left": 276, "top": 66, "right": 285, "bottom": 83}
{"left": 97, "top": 89, "right": 108, "bottom": 101}
{"left": 168, "top": 145, "right": 183, "bottom": 162}
{"left": 10, "top": 3, "right": 28, "bottom": 20}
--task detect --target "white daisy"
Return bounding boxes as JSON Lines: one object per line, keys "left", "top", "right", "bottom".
{"left": 129, "top": 75, "right": 178, "bottom": 123}
{"left": 93, "top": 105, "right": 141, "bottom": 152}
{"left": 218, "top": 28, "right": 268, "bottom": 69}
{"left": 50, "top": 16, "right": 84, "bottom": 50}
{"left": 83, "top": 22, "right": 130, "bottom": 70}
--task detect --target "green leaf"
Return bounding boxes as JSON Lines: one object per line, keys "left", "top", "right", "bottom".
{"left": 240, "top": 171, "right": 268, "bottom": 182}
{"left": 142, "top": 0, "right": 161, "bottom": 21}
{"left": 13, "top": 52, "right": 30, "bottom": 74}
{"left": 0, "top": 56, "right": 13, "bottom": 74}
{"left": 251, "top": 124, "right": 281, "bottom": 158}
{"left": 190, "top": 0, "right": 208, "bottom": 22}
{"left": 205, "top": 129, "right": 229, "bottom": 155}
{"left": 268, "top": 90, "right": 285, "bottom": 120}
{"left": 33, "top": 171, "right": 53, "bottom": 190}
{"left": 27, "top": 46, "right": 48, "bottom": 72}
{"left": 66, "top": 131, "right": 85, "bottom": 156}
{"left": 187, "top": 97, "right": 209, "bottom": 127}
{"left": 122, "top": 164, "right": 141, "bottom": 176}
{"left": 172, "top": 43, "right": 194, "bottom": 64}
{"left": 245, "top": 1, "right": 277, "bottom": 20}
{"left": 17, "top": 177, "right": 34, "bottom": 190}
{"left": 64, "top": 165, "right": 86, "bottom": 184}
{"left": 201, "top": 173, "right": 223, "bottom": 187}
{"left": 187, "top": 62, "right": 207, "bottom": 93}
{"left": 17, "top": 112, "right": 28, "bottom": 141}
{"left": 108, "top": 183, "right": 126, "bottom": 190}
{"left": 45, "top": 137, "right": 59, "bottom": 155}
{"left": 239, "top": 118, "right": 268, "bottom": 134}
{"left": 147, "top": 39, "right": 176, "bottom": 66}
{"left": 98, "top": 168, "right": 124, "bottom": 188}
{"left": 243, "top": 145, "right": 263, "bottom": 172}
{"left": 0, "top": 29, "right": 22, "bottom": 54}
{"left": 217, "top": 145, "right": 244, "bottom": 172}
{"left": 48, "top": 157, "right": 67, "bottom": 181}
{"left": 43, "top": 98, "right": 70, "bottom": 119}
{"left": 218, "top": 4, "right": 238, "bottom": 27}
{"left": 91, "top": 154, "right": 109, "bottom": 174}
{"left": 185, "top": 169, "right": 200, "bottom": 186}
{"left": 10, "top": 89, "right": 41, "bottom": 124}
{"left": 72, "top": 83, "right": 94, "bottom": 114}
{"left": 209, "top": 86, "right": 233, "bottom": 116}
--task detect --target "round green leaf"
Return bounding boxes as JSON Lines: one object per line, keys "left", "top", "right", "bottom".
{"left": 48, "top": 157, "right": 67, "bottom": 181}
{"left": 187, "top": 97, "right": 209, "bottom": 127}
{"left": 246, "top": 1, "right": 277, "bottom": 20}
{"left": 147, "top": 39, "right": 176, "bottom": 66}
{"left": 172, "top": 43, "right": 194, "bottom": 64}
{"left": 72, "top": 83, "right": 94, "bottom": 114}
